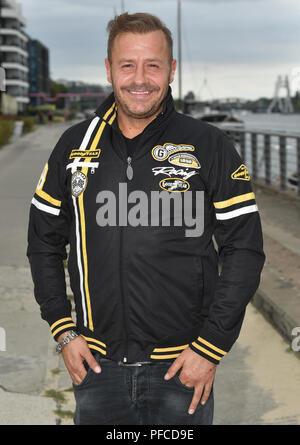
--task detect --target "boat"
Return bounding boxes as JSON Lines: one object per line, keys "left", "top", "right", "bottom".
{"left": 287, "top": 172, "right": 299, "bottom": 189}
{"left": 193, "top": 109, "right": 245, "bottom": 131}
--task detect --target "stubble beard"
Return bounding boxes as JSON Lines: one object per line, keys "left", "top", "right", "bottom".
{"left": 112, "top": 79, "right": 170, "bottom": 120}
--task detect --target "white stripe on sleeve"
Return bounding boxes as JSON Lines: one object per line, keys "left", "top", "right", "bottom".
{"left": 31, "top": 197, "right": 60, "bottom": 216}
{"left": 215, "top": 204, "right": 258, "bottom": 220}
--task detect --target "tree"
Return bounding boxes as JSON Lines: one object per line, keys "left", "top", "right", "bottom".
{"left": 292, "top": 91, "right": 300, "bottom": 112}
{"left": 50, "top": 81, "right": 68, "bottom": 109}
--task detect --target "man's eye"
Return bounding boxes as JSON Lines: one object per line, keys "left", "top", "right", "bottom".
{"left": 148, "top": 64, "right": 161, "bottom": 71}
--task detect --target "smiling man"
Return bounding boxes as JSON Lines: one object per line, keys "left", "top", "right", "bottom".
{"left": 105, "top": 27, "right": 176, "bottom": 129}
{"left": 27, "top": 12, "right": 265, "bottom": 425}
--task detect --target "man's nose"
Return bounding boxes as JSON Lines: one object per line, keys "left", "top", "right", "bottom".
{"left": 133, "top": 64, "right": 146, "bottom": 85}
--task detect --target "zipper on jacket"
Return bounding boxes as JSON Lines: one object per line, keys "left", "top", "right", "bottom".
{"left": 120, "top": 157, "right": 133, "bottom": 363}
{"left": 119, "top": 222, "right": 129, "bottom": 363}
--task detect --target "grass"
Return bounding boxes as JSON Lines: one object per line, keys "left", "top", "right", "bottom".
{"left": 44, "top": 389, "right": 66, "bottom": 404}
{"left": 54, "top": 409, "right": 74, "bottom": 419}
{"left": 0, "top": 120, "right": 13, "bottom": 147}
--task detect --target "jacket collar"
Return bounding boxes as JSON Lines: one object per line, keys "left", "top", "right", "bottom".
{"left": 94, "top": 86, "right": 176, "bottom": 162}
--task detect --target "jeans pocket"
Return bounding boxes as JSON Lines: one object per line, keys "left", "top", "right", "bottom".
{"left": 173, "top": 373, "right": 194, "bottom": 392}
{"left": 72, "top": 361, "right": 93, "bottom": 388}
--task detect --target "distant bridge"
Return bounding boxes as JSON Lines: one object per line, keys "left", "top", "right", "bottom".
{"left": 29, "top": 91, "right": 108, "bottom": 104}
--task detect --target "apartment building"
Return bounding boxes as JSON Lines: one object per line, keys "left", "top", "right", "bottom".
{"left": 0, "top": 0, "right": 29, "bottom": 112}
{"left": 27, "top": 38, "right": 50, "bottom": 106}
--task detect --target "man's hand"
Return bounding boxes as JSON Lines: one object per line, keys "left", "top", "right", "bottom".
{"left": 57, "top": 331, "right": 101, "bottom": 385}
{"left": 164, "top": 347, "right": 216, "bottom": 415}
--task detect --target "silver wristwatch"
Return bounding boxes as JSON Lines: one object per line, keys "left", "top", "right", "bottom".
{"left": 56, "top": 330, "right": 79, "bottom": 353}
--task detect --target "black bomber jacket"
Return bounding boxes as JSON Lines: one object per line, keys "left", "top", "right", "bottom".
{"left": 27, "top": 88, "right": 265, "bottom": 365}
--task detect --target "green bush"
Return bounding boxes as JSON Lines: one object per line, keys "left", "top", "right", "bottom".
{"left": 0, "top": 120, "right": 14, "bottom": 147}
{"left": 21, "top": 116, "right": 36, "bottom": 133}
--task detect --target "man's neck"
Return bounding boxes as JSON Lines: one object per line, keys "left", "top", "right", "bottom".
{"left": 116, "top": 106, "right": 163, "bottom": 139}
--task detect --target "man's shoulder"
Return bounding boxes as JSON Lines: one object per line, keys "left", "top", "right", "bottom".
{"left": 173, "top": 111, "right": 226, "bottom": 140}
{"left": 170, "top": 111, "right": 231, "bottom": 157}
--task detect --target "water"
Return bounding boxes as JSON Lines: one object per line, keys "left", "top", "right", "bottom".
{"left": 235, "top": 111, "right": 300, "bottom": 135}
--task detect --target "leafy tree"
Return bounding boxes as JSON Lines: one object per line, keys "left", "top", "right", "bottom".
{"left": 50, "top": 81, "right": 68, "bottom": 109}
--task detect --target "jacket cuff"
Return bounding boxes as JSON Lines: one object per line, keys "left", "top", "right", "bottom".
{"left": 189, "top": 327, "right": 231, "bottom": 365}
{"left": 49, "top": 317, "right": 77, "bottom": 341}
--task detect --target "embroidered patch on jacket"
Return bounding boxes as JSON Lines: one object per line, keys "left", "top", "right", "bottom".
{"left": 168, "top": 153, "right": 200, "bottom": 169}
{"left": 152, "top": 166, "right": 198, "bottom": 180}
{"left": 69, "top": 149, "right": 101, "bottom": 159}
{"left": 71, "top": 171, "right": 88, "bottom": 197}
{"left": 231, "top": 164, "right": 250, "bottom": 181}
{"left": 159, "top": 177, "right": 190, "bottom": 192}
{"left": 152, "top": 143, "right": 195, "bottom": 161}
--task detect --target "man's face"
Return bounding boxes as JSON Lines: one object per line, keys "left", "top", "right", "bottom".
{"left": 105, "top": 30, "right": 176, "bottom": 120}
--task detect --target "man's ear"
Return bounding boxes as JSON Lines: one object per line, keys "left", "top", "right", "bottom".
{"left": 105, "top": 58, "right": 112, "bottom": 84}
{"left": 169, "top": 59, "right": 177, "bottom": 84}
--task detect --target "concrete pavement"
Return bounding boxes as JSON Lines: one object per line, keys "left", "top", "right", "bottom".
{"left": 0, "top": 122, "right": 77, "bottom": 425}
{"left": 252, "top": 184, "right": 300, "bottom": 348}
{"left": 0, "top": 122, "right": 299, "bottom": 425}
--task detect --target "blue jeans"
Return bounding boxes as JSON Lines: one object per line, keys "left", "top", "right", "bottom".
{"left": 73, "top": 352, "right": 214, "bottom": 425}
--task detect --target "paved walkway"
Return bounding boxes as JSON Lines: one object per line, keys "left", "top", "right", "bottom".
{"left": 0, "top": 122, "right": 299, "bottom": 425}
{"left": 0, "top": 122, "right": 76, "bottom": 425}
{"left": 252, "top": 184, "right": 300, "bottom": 345}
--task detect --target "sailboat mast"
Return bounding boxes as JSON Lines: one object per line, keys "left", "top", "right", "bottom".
{"left": 177, "top": 0, "right": 182, "bottom": 110}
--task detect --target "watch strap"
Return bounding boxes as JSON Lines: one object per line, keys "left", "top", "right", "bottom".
{"left": 56, "top": 330, "right": 79, "bottom": 353}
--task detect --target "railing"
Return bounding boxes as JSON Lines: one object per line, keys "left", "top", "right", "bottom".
{"left": 224, "top": 127, "right": 300, "bottom": 198}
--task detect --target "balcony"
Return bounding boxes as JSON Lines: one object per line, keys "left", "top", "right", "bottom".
{"left": 0, "top": 45, "right": 28, "bottom": 58}
{"left": 5, "top": 79, "right": 29, "bottom": 88}
{"left": 1, "top": 55, "right": 27, "bottom": 66}
{"left": 1, "top": 62, "right": 29, "bottom": 73}
{"left": 6, "top": 84, "right": 28, "bottom": 97}
{"left": 5, "top": 69, "right": 28, "bottom": 82}
{"left": 0, "top": 28, "right": 28, "bottom": 43}
{"left": 1, "top": 18, "right": 20, "bottom": 30}
{"left": 2, "top": 6, "right": 27, "bottom": 27}
{"left": 0, "top": 36, "right": 28, "bottom": 51}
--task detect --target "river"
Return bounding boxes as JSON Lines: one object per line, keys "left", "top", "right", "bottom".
{"left": 235, "top": 111, "right": 300, "bottom": 134}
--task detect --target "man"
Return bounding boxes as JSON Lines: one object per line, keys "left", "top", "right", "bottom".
{"left": 27, "top": 12, "right": 265, "bottom": 425}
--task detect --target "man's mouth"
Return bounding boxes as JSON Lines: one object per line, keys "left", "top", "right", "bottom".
{"left": 128, "top": 90, "right": 152, "bottom": 95}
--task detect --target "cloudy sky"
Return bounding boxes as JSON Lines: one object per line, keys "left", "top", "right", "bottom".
{"left": 21, "top": 0, "right": 300, "bottom": 101}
